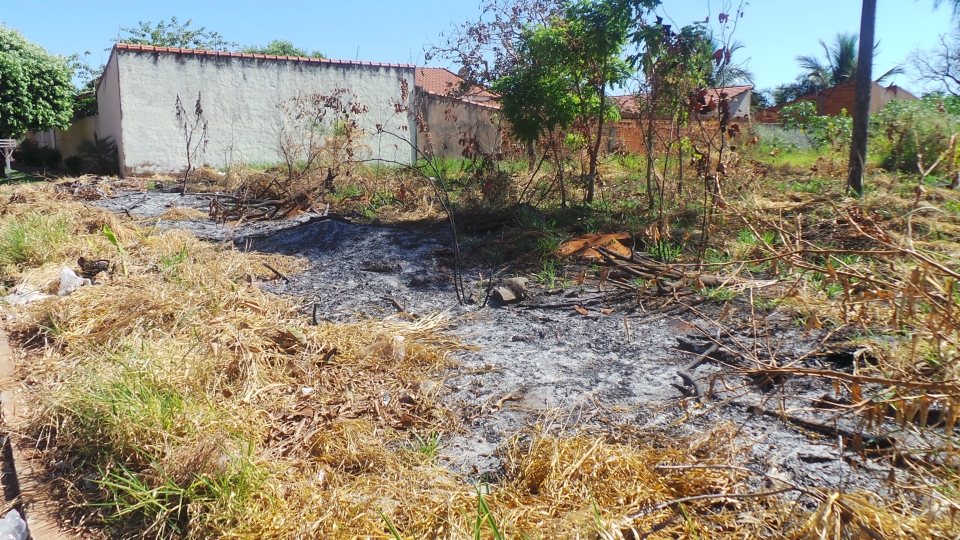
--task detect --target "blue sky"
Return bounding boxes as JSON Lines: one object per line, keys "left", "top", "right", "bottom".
{"left": 2, "top": 0, "right": 956, "bottom": 94}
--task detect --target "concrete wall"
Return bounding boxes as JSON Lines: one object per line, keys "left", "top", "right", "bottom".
{"left": 51, "top": 116, "right": 99, "bottom": 159}
{"left": 729, "top": 90, "right": 751, "bottom": 118}
{"left": 416, "top": 94, "right": 501, "bottom": 159}
{"left": 97, "top": 53, "right": 125, "bottom": 173}
{"left": 103, "top": 48, "right": 416, "bottom": 177}
{"left": 26, "top": 116, "right": 101, "bottom": 168}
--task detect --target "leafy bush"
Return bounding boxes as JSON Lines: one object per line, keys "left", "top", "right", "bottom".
{"left": 0, "top": 25, "right": 74, "bottom": 138}
{"left": 871, "top": 95, "right": 960, "bottom": 175}
{"left": 64, "top": 155, "right": 83, "bottom": 175}
{"left": 780, "top": 101, "right": 852, "bottom": 152}
{"left": 77, "top": 134, "right": 119, "bottom": 176}
{"left": 73, "top": 93, "right": 98, "bottom": 119}
{"left": 12, "top": 139, "right": 62, "bottom": 168}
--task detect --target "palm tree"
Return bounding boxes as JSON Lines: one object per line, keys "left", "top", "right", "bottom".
{"left": 933, "top": 0, "right": 960, "bottom": 17}
{"left": 709, "top": 39, "right": 755, "bottom": 87}
{"left": 797, "top": 33, "right": 859, "bottom": 87}
{"left": 797, "top": 33, "right": 902, "bottom": 88}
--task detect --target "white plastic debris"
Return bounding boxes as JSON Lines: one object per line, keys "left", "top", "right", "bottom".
{"left": 58, "top": 267, "right": 91, "bottom": 296}
{"left": 0, "top": 509, "right": 27, "bottom": 540}
{"left": 2, "top": 289, "right": 51, "bottom": 305}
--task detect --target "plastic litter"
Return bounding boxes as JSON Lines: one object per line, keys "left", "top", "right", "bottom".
{"left": 58, "top": 267, "right": 91, "bottom": 296}
{"left": 2, "top": 289, "right": 51, "bottom": 305}
{"left": 0, "top": 509, "right": 27, "bottom": 540}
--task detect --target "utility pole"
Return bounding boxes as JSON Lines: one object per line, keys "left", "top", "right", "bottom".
{"left": 847, "top": 0, "right": 876, "bottom": 196}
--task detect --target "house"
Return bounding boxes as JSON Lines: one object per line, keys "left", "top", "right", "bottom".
{"left": 92, "top": 44, "right": 417, "bottom": 177}
{"left": 754, "top": 80, "right": 919, "bottom": 123}
{"left": 609, "top": 85, "right": 753, "bottom": 154}
{"left": 414, "top": 67, "right": 501, "bottom": 159}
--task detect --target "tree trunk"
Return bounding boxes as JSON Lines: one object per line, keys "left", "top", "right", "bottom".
{"left": 587, "top": 83, "right": 607, "bottom": 204}
{"left": 645, "top": 114, "right": 656, "bottom": 210}
{"left": 847, "top": 0, "right": 876, "bottom": 196}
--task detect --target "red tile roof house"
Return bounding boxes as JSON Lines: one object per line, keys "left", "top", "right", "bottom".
{"left": 93, "top": 44, "right": 419, "bottom": 177}
{"left": 609, "top": 85, "right": 753, "bottom": 154}
{"left": 413, "top": 67, "right": 502, "bottom": 159}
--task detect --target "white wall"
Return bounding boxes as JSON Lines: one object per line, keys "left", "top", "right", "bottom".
{"left": 417, "top": 95, "right": 501, "bottom": 159}
{"left": 96, "top": 53, "right": 125, "bottom": 173}
{"left": 730, "top": 90, "right": 751, "bottom": 118}
{"left": 107, "top": 49, "right": 416, "bottom": 177}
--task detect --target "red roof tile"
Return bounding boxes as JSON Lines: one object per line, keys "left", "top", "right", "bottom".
{"left": 415, "top": 67, "right": 498, "bottom": 101}
{"left": 612, "top": 85, "right": 753, "bottom": 118}
{"left": 112, "top": 43, "right": 414, "bottom": 69}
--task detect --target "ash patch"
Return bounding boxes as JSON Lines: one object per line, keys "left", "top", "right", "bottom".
{"left": 95, "top": 188, "right": 898, "bottom": 494}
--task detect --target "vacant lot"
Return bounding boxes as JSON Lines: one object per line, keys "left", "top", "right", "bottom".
{"left": 1, "top": 143, "right": 959, "bottom": 538}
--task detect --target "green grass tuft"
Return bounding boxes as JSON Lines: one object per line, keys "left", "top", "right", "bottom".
{"left": 0, "top": 211, "right": 72, "bottom": 269}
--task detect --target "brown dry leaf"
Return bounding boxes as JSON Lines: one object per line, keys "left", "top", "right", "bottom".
{"left": 557, "top": 233, "right": 631, "bottom": 261}
{"left": 600, "top": 308, "right": 613, "bottom": 315}
{"left": 574, "top": 305, "right": 589, "bottom": 315}
{"left": 575, "top": 271, "right": 586, "bottom": 285}
{"left": 805, "top": 313, "right": 823, "bottom": 330}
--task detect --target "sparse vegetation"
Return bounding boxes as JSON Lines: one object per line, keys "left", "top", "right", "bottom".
{"left": 0, "top": 211, "right": 72, "bottom": 268}
{"left": 3, "top": 2, "right": 960, "bottom": 538}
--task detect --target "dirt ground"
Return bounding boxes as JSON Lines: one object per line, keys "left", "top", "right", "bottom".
{"left": 91, "top": 189, "right": 896, "bottom": 499}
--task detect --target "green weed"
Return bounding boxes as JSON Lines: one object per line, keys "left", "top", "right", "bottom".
{"left": 789, "top": 177, "right": 827, "bottom": 194}
{"left": 536, "top": 261, "right": 569, "bottom": 289}
{"left": 160, "top": 244, "right": 188, "bottom": 272}
{"left": 0, "top": 211, "right": 71, "bottom": 269}
{"left": 649, "top": 238, "right": 681, "bottom": 263}
{"left": 535, "top": 235, "right": 563, "bottom": 255}
{"left": 470, "top": 485, "right": 504, "bottom": 540}
{"left": 407, "top": 430, "right": 443, "bottom": 460}
{"left": 103, "top": 224, "right": 128, "bottom": 276}
{"left": 705, "top": 287, "right": 736, "bottom": 301}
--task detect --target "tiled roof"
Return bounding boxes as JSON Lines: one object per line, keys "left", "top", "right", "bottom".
{"left": 113, "top": 43, "right": 414, "bottom": 69}
{"left": 612, "top": 85, "right": 753, "bottom": 118}
{"left": 415, "top": 67, "right": 498, "bottom": 100}
{"left": 611, "top": 95, "right": 641, "bottom": 117}
{"left": 702, "top": 85, "right": 754, "bottom": 101}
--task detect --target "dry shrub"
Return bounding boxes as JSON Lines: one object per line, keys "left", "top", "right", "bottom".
{"left": 796, "top": 490, "right": 960, "bottom": 540}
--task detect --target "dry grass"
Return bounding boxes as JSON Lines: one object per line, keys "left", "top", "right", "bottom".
{"left": 2, "top": 172, "right": 959, "bottom": 539}
{"left": 158, "top": 207, "right": 209, "bottom": 220}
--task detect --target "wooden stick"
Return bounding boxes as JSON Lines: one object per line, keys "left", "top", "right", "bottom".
{"left": 263, "top": 262, "right": 289, "bottom": 282}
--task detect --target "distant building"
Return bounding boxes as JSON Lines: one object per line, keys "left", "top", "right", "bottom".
{"left": 754, "top": 80, "right": 919, "bottom": 123}
{"left": 609, "top": 85, "right": 753, "bottom": 154}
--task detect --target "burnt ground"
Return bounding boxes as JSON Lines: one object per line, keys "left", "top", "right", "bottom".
{"left": 92, "top": 189, "right": 900, "bottom": 495}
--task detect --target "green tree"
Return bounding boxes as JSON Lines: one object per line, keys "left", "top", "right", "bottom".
{"left": 493, "top": 0, "right": 652, "bottom": 203}
{"left": 848, "top": 0, "right": 954, "bottom": 195}
{"left": 0, "top": 25, "right": 74, "bottom": 139}
{"left": 632, "top": 21, "right": 713, "bottom": 209}
{"left": 114, "top": 17, "right": 236, "bottom": 51}
{"left": 242, "top": 40, "right": 324, "bottom": 58}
